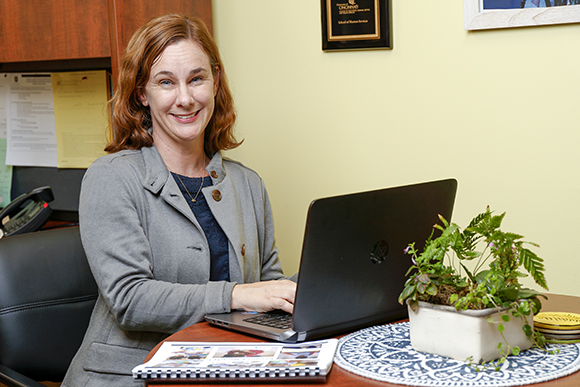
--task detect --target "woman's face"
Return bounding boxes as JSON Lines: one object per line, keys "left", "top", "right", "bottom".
{"left": 138, "top": 39, "right": 218, "bottom": 151}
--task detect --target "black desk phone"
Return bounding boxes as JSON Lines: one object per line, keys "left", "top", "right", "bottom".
{"left": 0, "top": 186, "right": 54, "bottom": 239}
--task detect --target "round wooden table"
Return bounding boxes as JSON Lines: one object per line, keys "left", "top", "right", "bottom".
{"left": 144, "top": 294, "right": 580, "bottom": 386}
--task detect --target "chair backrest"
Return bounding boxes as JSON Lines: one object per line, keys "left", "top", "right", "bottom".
{"left": 0, "top": 226, "right": 98, "bottom": 382}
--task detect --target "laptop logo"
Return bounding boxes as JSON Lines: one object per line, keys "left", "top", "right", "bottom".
{"left": 370, "top": 240, "right": 389, "bottom": 264}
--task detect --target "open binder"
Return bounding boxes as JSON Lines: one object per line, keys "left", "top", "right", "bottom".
{"left": 132, "top": 339, "right": 338, "bottom": 383}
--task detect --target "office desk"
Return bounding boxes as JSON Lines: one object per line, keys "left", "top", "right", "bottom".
{"left": 145, "top": 294, "right": 580, "bottom": 387}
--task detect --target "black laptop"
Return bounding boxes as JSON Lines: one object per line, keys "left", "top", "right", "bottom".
{"left": 205, "top": 178, "right": 457, "bottom": 342}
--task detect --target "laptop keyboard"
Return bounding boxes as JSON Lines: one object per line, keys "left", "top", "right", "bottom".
{"left": 243, "top": 311, "right": 292, "bottom": 330}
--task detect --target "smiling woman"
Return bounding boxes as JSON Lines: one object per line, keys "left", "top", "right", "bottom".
{"left": 104, "top": 14, "right": 238, "bottom": 156}
{"left": 60, "top": 14, "right": 297, "bottom": 387}
{"left": 137, "top": 40, "right": 218, "bottom": 176}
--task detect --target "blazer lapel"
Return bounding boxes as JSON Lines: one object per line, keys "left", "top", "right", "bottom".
{"left": 203, "top": 157, "right": 245, "bottom": 281}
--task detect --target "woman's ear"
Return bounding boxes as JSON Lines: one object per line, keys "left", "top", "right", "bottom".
{"left": 137, "top": 87, "right": 149, "bottom": 106}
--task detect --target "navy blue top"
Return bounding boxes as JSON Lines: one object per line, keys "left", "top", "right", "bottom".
{"left": 171, "top": 173, "right": 230, "bottom": 282}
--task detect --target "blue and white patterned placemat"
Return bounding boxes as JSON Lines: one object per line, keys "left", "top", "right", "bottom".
{"left": 334, "top": 322, "right": 580, "bottom": 386}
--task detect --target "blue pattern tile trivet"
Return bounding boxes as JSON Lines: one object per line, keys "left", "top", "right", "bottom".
{"left": 334, "top": 322, "right": 580, "bottom": 386}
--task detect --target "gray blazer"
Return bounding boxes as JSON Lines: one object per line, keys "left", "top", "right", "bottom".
{"left": 63, "top": 146, "right": 287, "bottom": 386}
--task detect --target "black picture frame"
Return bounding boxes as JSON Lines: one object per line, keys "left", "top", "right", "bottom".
{"left": 321, "top": 0, "right": 392, "bottom": 51}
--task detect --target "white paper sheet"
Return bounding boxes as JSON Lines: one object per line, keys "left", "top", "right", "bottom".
{"left": 0, "top": 74, "right": 8, "bottom": 139}
{"left": 6, "top": 73, "right": 57, "bottom": 167}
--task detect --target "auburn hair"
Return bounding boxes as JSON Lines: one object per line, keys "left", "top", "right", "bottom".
{"left": 105, "top": 14, "right": 240, "bottom": 155}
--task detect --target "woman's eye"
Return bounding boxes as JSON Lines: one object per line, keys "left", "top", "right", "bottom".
{"left": 159, "top": 79, "right": 173, "bottom": 86}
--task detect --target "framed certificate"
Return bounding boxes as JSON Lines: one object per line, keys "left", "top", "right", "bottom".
{"left": 464, "top": 0, "right": 580, "bottom": 30}
{"left": 321, "top": 0, "right": 392, "bottom": 51}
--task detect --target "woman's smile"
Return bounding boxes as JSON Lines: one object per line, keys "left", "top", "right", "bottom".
{"left": 172, "top": 110, "right": 200, "bottom": 123}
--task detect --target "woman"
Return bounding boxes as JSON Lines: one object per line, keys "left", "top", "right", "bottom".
{"left": 63, "top": 14, "right": 296, "bottom": 386}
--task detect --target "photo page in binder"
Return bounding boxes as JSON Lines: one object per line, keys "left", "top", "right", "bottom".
{"left": 132, "top": 338, "right": 338, "bottom": 383}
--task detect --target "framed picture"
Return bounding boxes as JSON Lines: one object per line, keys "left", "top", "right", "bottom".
{"left": 321, "top": 0, "right": 392, "bottom": 51}
{"left": 464, "top": 0, "right": 580, "bottom": 30}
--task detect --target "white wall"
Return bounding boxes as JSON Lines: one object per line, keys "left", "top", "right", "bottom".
{"left": 212, "top": 1, "right": 580, "bottom": 297}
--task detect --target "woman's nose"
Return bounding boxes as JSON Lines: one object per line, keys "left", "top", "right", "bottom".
{"left": 176, "top": 84, "right": 194, "bottom": 107}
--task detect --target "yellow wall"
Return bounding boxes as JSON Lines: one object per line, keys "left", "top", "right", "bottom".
{"left": 212, "top": 1, "right": 580, "bottom": 297}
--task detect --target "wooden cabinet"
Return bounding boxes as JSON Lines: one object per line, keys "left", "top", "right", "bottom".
{"left": 0, "top": 0, "right": 212, "bottom": 84}
{"left": 0, "top": 0, "right": 111, "bottom": 62}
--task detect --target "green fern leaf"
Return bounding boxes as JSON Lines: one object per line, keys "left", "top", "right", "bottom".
{"left": 520, "top": 248, "right": 548, "bottom": 290}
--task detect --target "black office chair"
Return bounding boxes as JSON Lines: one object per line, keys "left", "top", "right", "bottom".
{"left": 0, "top": 227, "right": 98, "bottom": 387}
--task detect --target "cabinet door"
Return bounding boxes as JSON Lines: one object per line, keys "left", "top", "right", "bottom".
{"left": 0, "top": 0, "right": 111, "bottom": 63}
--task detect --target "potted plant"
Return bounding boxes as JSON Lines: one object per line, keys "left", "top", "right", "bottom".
{"left": 398, "top": 207, "right": 549, "bottom": 369}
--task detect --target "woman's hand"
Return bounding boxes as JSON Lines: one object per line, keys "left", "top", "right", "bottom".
{"left": 231, "top": 280, "right": 296, "bottom": 314}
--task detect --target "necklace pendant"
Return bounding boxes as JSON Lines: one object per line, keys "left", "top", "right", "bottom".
{"left": 191, "top": 199, "right": 197, "bottom": 203}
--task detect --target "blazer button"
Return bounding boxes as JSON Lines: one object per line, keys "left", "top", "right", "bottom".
{"left": 211, "top": 170, "right": 218, "bottom": 179}
{"left": 212, "top": 189, "right": 222, "bottom": 202}
{"left": 241, "top": 244, "right": 246, "bottom": 256}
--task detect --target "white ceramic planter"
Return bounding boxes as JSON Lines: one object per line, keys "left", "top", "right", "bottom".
{"left": 407, "top": 301, "right": 533, "bottom": 363}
